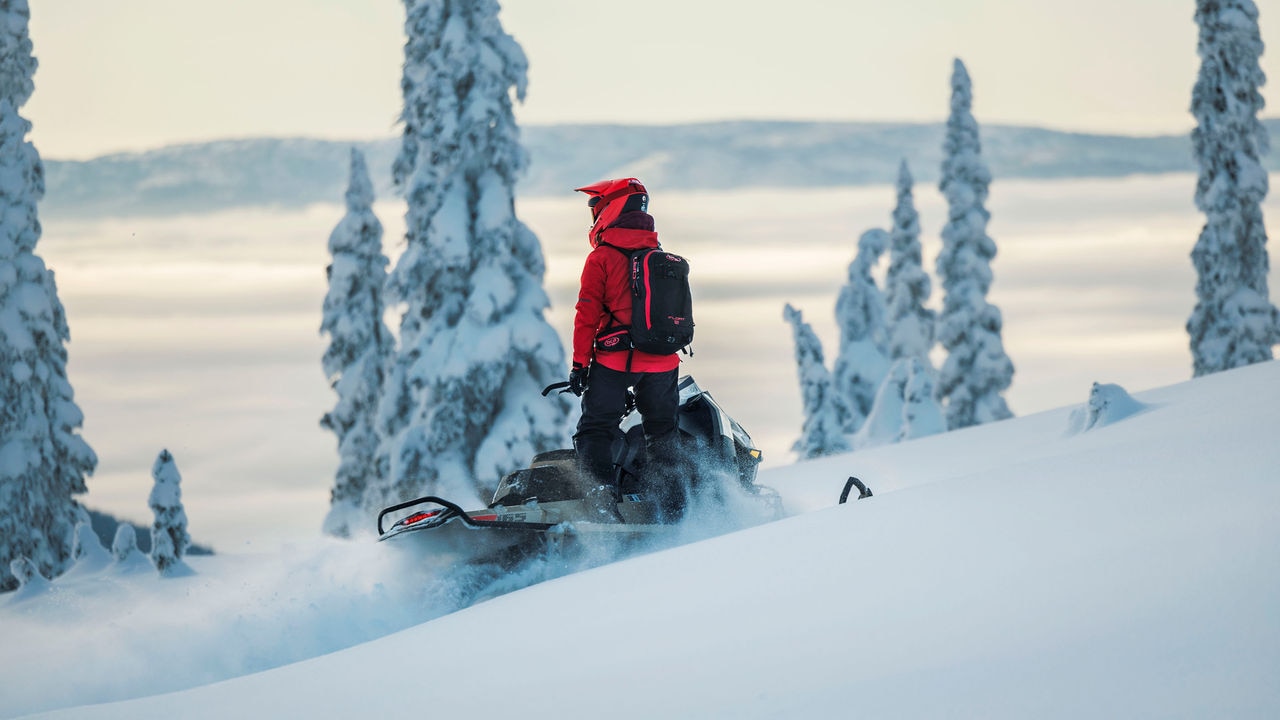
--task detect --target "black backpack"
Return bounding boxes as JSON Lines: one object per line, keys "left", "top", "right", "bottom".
{"left": 597, "top": 245, "right": 694, "bottom": 357}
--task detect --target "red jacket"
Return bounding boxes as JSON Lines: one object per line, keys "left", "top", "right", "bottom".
{"left": 573, "top": 223, "right": 681, "bottom": 373}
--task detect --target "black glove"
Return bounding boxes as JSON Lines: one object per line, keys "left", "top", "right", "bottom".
{"left": 568, "top": 363, "right": 590, "bottom": 396}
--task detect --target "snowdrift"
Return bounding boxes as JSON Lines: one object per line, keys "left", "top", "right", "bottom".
{"left": 5, "top": 361, "right": 1279, "bottom": 719}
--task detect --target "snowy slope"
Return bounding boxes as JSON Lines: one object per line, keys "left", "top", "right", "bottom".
{"left": 5, "top": 361, "right": 1279, "bottom": 719}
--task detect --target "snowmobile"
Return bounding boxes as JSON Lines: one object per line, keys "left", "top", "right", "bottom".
{"left": 376, "top": 376, "right": 772, "bottom": 561}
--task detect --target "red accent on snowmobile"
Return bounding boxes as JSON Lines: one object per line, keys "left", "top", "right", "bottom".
{"left": 402, "top": 511, "right": 440, "bottom": 526}
{"left": 378, "top": 495, "right": 559, "bottom": 542}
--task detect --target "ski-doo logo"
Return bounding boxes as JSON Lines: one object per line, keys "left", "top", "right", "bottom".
{"left": 602, "top": 335, "right": 621, "bottom": 347}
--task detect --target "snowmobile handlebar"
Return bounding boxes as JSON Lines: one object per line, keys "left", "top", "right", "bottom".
{"left": 541, "top": 381, "right": 572, "bottom": 396}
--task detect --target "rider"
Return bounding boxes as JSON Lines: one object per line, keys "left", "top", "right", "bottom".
{"left": 567, "top": 178, "right": 681, "bottom": 522}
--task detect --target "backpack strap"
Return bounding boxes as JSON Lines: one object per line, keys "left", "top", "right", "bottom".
{"left": 595, "top": 242, "right": 634, "bottom": 327}
{"left": 596, "top": 242, "right": 630, "bottom": 258}
{"left": 596, "top": 242, "right": 638, "bottom": 371}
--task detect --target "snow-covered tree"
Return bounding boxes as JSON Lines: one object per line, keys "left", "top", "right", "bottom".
{"left": 108, "top": 523, "right": 151, "bottom": 574}
{"left": 1067, "top": 381, "right": 1148, "bottom": 435}
{"left": 784, "top": 304, "right": 852, "bottom": 459}
{"left": 854, "top": 360, "right": 909, "bottom": 449}
{"left": 0, "top": 0, "right": 35, "bottom": 106}
{"left": 8, "top": 555, "right": 49, "bottom": 597}
{"left": 854, "top": 358, "right": 945, "bottom": 449}
{"left": 884, "top": 160, "right": 937, "bottom": 365}
{"left": 321, "top": 148, "right": 392, "bottom": 537}
{"left": 0, "top": 1, "right": 96, "bottom": 592}
{"left": 935, "top": 59, "right": 1015, "bottom": 430}
{"left": 148, "top": 450, "right": 190, "bottom": 576}
{"left": 1188, "top": 0, "right": 1279, "bottom": 376}
{"left": 111, "top": 523, "right": 139, "bottom": 563}
{"left": 899, "top": 358, "right": 946, "bottom": 442}
{"left": 69, "top": 521, "right": 110, "bottom": 574}
{"left": 833, "top": 228, "right": 891, "bottom": 432}
{"left": 380, "top": 0, "right": 571, "bottom": 505}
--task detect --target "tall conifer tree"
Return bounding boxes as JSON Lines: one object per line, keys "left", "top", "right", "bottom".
{"left": 381, "top": 0, "right": 571, "bottom": 506}
{"left": 148, "top": 450, "right": 189, "bottom": 577}
{"left": 1188, "top": 0, "right": 1279, "bottom": 375}
{"left": 321, "top": 148, "right": 393, "bottom": 536}
{"left": 899, "top": 358, "right": 946, "bottom": 442}
{"left": 884, "top": 160, "right": 936, "bottom": 366}
{"left": 784, "top": 304, "right": 853, "bottom": 460}
{"left": 833, "top": 228, "right": 891, "bottom": 432}
{"left": 0, "top": 0, "right": 96, "bottom": 591}
{"left": 935, "top": 59, "right": 1014, "bottom": 430}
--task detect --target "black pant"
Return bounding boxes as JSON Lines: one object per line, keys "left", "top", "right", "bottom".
{"left": 573, "top": 364, "right": 679, "bottom": 487}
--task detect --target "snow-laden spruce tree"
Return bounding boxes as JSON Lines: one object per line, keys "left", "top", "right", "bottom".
{"left": 320, "top": 148, "right": 393, "bottom": 537}
{"left": 935, "top": 59, "right": 1015, "bottom": 430}
{"left": 833, "top": 228, "right": 891, "bottom": 432}
{"left": 854, "top": 359, "right": 909, "bottom": 449}
{"left": 855, "top": 358, "right": 947, "bottom": 450}
{"left": 380, "top": 0, "right": 572, "bottom": 505}
{"left": 784, "top": 304, "right": 853, "bottom": 459}
{"left": 68, "top": 521, "right": 110, "bottom": 575}
{"left": 1188, "top": 0, "right": 1280, "bottom": 375}
{"left": 111, "top": 523, "right": 140, "bottom": 563}
{"left": 108, "top": 522, "right": 151, "bottom": 573}
{"left": 0, "top": 0, "right": 96, "bottom": 592}
{"left": 884, "top": 160, "right": 937, "bottom": 365}
{"left": 899, "top": 358, "right": 946, "bottom": 441}
{"left": 148, "top": 450, "right": 190, "bottom": 576}
{"left": 7, "top": 555, "right": 49, "bottom": 597}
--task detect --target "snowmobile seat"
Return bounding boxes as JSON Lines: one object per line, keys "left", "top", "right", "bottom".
{"left": 490, "top": 463, "right": 580, "bottom": 507}
{"left": 530, "top": 448, "right": 576, "bottom": 467}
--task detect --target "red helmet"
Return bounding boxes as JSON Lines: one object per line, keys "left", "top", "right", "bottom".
{"left": 574, "top": 177, "right": 648, "bottom": 242}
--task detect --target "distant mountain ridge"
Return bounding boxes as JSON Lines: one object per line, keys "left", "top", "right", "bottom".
{"left": 40, "top": 119, "right": 1280, "bottom": 218}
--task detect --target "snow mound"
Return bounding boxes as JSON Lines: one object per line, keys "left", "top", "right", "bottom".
{"left": 60, "top": 523, "right": 113, "bottom": 579}
{"left": 1067, "top": 381, "right": 1149, "bottom": 434}
{"left": 6, "top": 361, "right": 1280, "bottom": 719}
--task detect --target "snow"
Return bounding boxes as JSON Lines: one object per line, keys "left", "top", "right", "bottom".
{"left": 0, "top": 439, "right": 32, "bottom": 480}
{"left": 3, "top": 360, "right": 1278, "bottom": 719}
{"left": 1067, "top": 381, "right": 1149, "bottom": 433}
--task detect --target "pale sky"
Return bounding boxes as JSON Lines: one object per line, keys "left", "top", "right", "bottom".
{"left": 23, "top": 0, "right": 1280, "bottom": 160}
